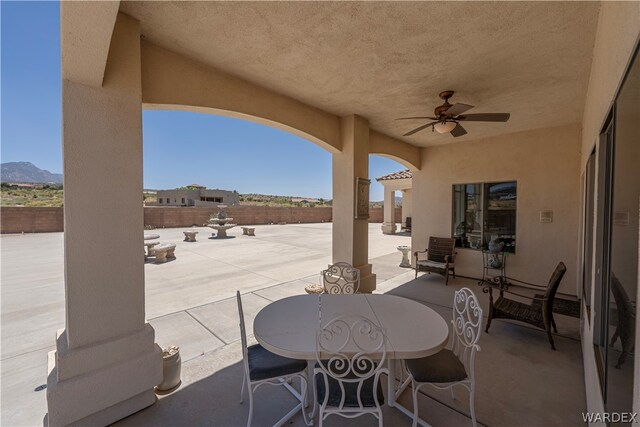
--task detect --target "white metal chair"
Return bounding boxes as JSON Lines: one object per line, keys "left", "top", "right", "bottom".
{"left": 321, "top": 262, "right": 360, "bottom": 294}
{"left": 313, "top": 314, "right": 388, "bottom": 426}
{"left": 404, "top": 287, "right": 483, "bottom": 427}
{"left": 237, "top": 291, "right": 311, "bottom": 427}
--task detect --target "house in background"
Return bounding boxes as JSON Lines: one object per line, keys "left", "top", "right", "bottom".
{"left": 152, "top": 184, "right": 239, "bottom": 207}
{"left": 376, "top": 169, "right": 412, "bottom": 234}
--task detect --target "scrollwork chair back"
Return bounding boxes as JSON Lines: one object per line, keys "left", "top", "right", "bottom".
{"left": 451, "top": 287, "right": 483, "bottom": 376}
{"left": 314, "top": 315, "right": 388, "bottom": 424}
{"left": 321, "top": 262, "right": 360, "bottom": 294}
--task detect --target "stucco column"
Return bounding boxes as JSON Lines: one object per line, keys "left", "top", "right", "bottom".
{"left": 381, "top": 187, "right": 397, "bottom": 234}
{"left": 332, "top": 115, "right": 376, "bottom": 292}
{"left": 47, "top": 13, "right": 162, "bottom": 426}
{"left": 402, "top": 188, "right": 413, "bottom": 227}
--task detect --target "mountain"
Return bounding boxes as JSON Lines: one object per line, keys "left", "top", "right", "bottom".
{"left": 1, "top": 162, "right": 63, "bottom": 184}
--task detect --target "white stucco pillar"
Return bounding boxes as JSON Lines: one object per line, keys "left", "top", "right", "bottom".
{"left": 332, "top": 115, "right": 376, "bottom": 292}
{"left": 402, "top": 188, "right": 413, "bottom": 226}
{"left": 381, "top": 187, "right": 397, "bottom": 234}
{"left": 47, "top": 13, "right": 162, "bottom": 426}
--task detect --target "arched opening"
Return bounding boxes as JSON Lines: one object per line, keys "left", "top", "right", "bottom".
{"left": 144, "top": 104, "right": 341, "bottom": 155}
{"left": 367, "top": 154, "right": 413, "bottom": 285}
{"left": 141, "top": 109, "right": 337, "bottom": 331}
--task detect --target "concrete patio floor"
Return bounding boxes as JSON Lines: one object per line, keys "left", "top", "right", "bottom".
{"left": 0, "top": 223, "right": 410, "bottom": 426}
{"left": 1, "top": 223, "right": 586, "bottom": 426}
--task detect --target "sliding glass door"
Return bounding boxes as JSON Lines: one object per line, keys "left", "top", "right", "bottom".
{"left": 591, "top": 46, "right": 639, "bottom": 419}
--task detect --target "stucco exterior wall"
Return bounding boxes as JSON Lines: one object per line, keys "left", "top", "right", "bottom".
{"left": 402, "top": 188, "right": 413, "bottom": 225}
{"left": 581, "top": 2, "right": 640, "bottom": 170}
{"left": 412, "top": 123, "right": 581, "bottom": 295}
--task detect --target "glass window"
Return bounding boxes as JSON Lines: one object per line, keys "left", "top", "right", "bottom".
{"left": 484, "top": 182, "right": 517, "bottom": 253}
{"left": 606, "top": 48, "right": 638, "bottom": 417}
{"left": 591, "top": 47, "right": 638, "bottom": 417}
{"left": 452, "top": 181, "right": 517, "bottom": 253}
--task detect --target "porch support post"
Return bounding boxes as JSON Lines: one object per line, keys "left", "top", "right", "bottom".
{"left": 381, "top": 187, "right": 397, "bottom": 234}
{"left": 332, "top": 115, "right": 376, "bottom": 292}
{"left": 47, "top": 13, "right": 162, "bottom": 426}
{"left": 402, "top": 188, "right": 413, "bottom": 227}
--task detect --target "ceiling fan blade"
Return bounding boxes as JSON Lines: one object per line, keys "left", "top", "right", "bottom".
{"left": 451, "top": 123, "right": 468, "bottom": 138}
{"left": 458, "top": 113, "right": 510, "bottom": 122}
{"left": 396, "top": 116, "right": 438, "bottom": 120}
{"left": 403, "top": 121, "right": 439, "bottom": 137}
{"left": 446, "top": 103, "right": 474, "bottom": 117}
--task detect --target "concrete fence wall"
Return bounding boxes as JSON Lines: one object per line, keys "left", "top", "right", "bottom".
{"left": 0, "top": 206, "right": 402, "bottom": 233}
{"left": 0, "top": 207, "right": 65, "bottom": 234}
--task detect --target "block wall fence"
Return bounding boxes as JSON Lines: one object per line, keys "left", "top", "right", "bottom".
{"left": 0, "top": 206, "right": 402, "bottom": 233}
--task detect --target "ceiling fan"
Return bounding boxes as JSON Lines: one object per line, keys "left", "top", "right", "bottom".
{"left": 397, "top": 91, "right": 510, "bottom": 138}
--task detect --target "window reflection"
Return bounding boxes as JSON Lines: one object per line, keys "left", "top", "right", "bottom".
{"left": 452, "top": 181, "right": 517, "bottom": 253}
{"left": 605, "top": 48, "right": 638, "bottom": 419}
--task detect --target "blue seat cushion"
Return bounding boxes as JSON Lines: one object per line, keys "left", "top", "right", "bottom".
{"left": 405, "top": 349, "right": 467, "bottom": 383}
{"left": 315, "top": 361, "right": 384, "bottom": 407}
{"left": 247, "top": 344, "right": 307, "bottom": 381}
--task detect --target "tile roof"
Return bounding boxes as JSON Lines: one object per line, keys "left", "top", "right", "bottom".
{"left": 375, "top": 169, "right": 412, "bottom": 181}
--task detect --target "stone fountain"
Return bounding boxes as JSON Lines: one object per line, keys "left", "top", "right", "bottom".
{"left": 207, "top": 205, "right": 237, "bottom": 238}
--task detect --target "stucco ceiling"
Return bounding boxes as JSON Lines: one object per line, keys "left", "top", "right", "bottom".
{"left": 120, "top": 1, "right": 600, "bottom": 147}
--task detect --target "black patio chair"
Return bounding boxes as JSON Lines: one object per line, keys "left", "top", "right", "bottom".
{"left": 485, "top": 262, "right": 566, "bottom": 350}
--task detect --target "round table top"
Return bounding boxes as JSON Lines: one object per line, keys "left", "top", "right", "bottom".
{"left": 254, "top": 294, "right": 449, "bottom": 360}
{"left": 144, "top": 234, "right": 160, "bottom": 240}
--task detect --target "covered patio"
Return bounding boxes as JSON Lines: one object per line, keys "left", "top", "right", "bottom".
{"left": 112, "top": 272, "right": 585, "bottom": 427}
{"left": 47, "top": 1, "right": 639, "bottom": 426}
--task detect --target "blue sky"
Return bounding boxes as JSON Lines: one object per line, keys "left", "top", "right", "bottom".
{"left": 1, "top": 2, "right": 404, "bottom": 200}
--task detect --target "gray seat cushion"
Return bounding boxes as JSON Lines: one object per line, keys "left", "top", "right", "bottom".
{"left": 315, "top": 361, "right": 384, "bottom": 407}
{"left": 405, "top": 349, "right": 467, "bottom": 383}
{"left": 247, "top": 344, "right": 307, "bottom": 381}
{"left": 416, "top": 260, "right": 453, "bottom": 269}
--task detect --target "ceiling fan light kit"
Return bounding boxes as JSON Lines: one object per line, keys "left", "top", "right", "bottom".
{"left": 397, "top": 90, "right": 511, "bottom": 138}
{"left": 434, "top": 121, "right": 457, "bottom": 134}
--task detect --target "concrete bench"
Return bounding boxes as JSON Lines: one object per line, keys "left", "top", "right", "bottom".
{"left": 183, "top": 230, "right": 198, "bottom": 242}
{"left": 154, "top": 243, "right": 176, "bottom": 263}
{"left": 144, "top": 241, "right": 161, "bottom": 258}
{"left": 241, "top": 227, "right": 255, "bottom": 236}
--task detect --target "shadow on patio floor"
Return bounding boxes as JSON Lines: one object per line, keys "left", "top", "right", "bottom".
{"left": 116, "top": 274, "right": 586, "bottom": 427}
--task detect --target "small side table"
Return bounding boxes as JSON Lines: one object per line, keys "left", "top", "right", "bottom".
{"left": 480, "top": 250, "right": 508, "bottom": 287}
{"left": 397, "top": 245, "right": 412, "bottom": 268}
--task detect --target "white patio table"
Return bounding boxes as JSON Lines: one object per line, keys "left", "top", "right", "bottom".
{"left": 253, "top": 294, "right": 449, "bottom": 426}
